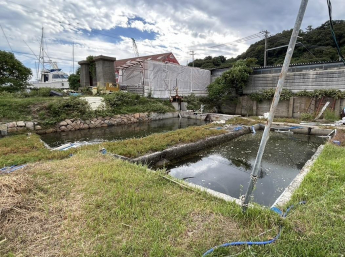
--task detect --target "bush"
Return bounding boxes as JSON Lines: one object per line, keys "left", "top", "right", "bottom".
{"left": 41, "top": 97, "right": 91, "bottom": 125}
{"left": 104, "top": 91, "right": 140, "bottom": 108}
{"left": 300, "top": 112, "right": 314, "bottom": 121}
{"left": 323, "top": 109, "right": 339, "bottom": 122}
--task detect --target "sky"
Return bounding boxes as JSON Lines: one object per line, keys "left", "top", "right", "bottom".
{"left": 1, "top": 0, "right": 344, "bottom": 80}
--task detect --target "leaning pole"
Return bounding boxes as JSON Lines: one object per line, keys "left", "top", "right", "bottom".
{"left": 242, "top": 0, "right": 309, "bottom": 212}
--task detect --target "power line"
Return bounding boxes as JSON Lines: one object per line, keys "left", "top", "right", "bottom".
{"left": 0, "top": 24, "right": 13, "bottom": 52}
{"left": 326, "top": 0, "right": 345, "bottom": 65}
{"left": 10, "top": 50, "right": 79, "bottom": 62}
{"left": 208, "top": 31, "right": 265, "bottom": 49}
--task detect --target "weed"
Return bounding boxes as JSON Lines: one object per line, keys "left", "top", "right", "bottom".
{"left": 323, "top": 109, "right": 339, "bottom": 122}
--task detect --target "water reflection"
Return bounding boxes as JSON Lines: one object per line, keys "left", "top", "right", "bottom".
{"left": 168, "top": 132, "right": 325, "bottom": 206}
{"left": 41, "top": 118, "right": 206, "bottom": 147}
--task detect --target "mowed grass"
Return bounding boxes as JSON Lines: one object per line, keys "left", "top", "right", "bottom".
{"left": 81, "top": 124, "right": 226, "bottom": 158}
{"left": 0, "top": 134, "right": 72, "bottom": 167}
{"left": 251, "top": 143, "right": 345, "bottom": 256}
{"left": 0, "top": 152, "right": 279, "bottom": 257}
{"left": 0, "top": 125, "right": 226, "bottom": 167}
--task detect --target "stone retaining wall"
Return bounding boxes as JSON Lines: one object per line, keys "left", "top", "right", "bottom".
{"left": 0, "top": 112, "right": 179, "bottom": 136}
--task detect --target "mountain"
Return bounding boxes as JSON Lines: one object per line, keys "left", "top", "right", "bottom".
{"left": 188, "top": 20, "right": 345, "bottom": 69}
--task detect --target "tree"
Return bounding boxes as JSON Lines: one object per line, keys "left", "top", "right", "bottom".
{"left": 68, "top": 67, "right": 81, "bottom": 91}
{"left": 0, "top": 51, "right": 32, "bottom": 91}
{"left": 207, "top": 58, "right": 256, "bottom": 107}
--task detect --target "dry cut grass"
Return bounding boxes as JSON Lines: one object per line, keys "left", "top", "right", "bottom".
{"left": 0, "top": 151, "right": 278, "bottom": 257}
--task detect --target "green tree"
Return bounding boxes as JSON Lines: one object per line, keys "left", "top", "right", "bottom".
{"left": 207, "top": 59, "right": 256, "bottom": 106}
{"left": 68, "top": 67, "right": 81, "bottom": 91}
{"left": 0, "top": 51, "right": 32, "bottom": 91}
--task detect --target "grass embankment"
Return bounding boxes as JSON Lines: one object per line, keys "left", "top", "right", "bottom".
{"left": 0, "top": 91, "right": 175, "bottom": 125}
{"left": 0, "top": 96, "right": 52, "bottom": 122}
{"left": 2, "top": 125, "right": 345, "bottom": 256}
{"left": 0, "top": 134, "right": 71, "bottom": 167}
{"left": 0, "top": 151, "right": 279, "bottom": 257}
{"left": 0, "top": 125, "right": 226, "bottom": 167}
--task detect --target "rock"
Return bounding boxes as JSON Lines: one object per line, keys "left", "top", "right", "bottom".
{"left": 134, "top": 113, "right": 140, "bottom": 119}
{"left": 0, "top": 123, "right": 8, "bottom": 136}
{"left": 140, "top": 113, "right": 148, "bottom": 118}
{"left": 82, "top": 124, "right": 89, "bottom": 129}
{"left": 85, "top": 120, "right": 91, "bottom": 125}
{"left": 66, "top": 119, "right": 73, "bottom": 125}
{"left": 7, "top": 122, "right": 16, "bottom": 128}
{"left": 60, "top": 126, "right": 68, "bottom": 131}
{"left": 67, "top": 125, "right": 73, "bottom": 130}
{"left": 46, "top": 128, "right": 56, "bottom": 134}
{"left": 59, "top": 121, "right": 68, "bottom": 126}
{"left": 89, "top": 124, "right": 96, "bottom": 129}
{"left": 26, "top": 122, "right": 34, "bottom": 130}
{"left": 101, "top": 123, "right": 108, "bottom": 127}
{"left": 16, "top": 121, "right": 25, "bottom": 127}
{"left": 35, "top": 125, "right": 42, "bottom": 130}
{"left": 7, "top": 128, "right": 17, "bottom": 133}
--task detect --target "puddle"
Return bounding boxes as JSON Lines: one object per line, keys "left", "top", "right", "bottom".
{"left": 40, "top": 118, "right": 206, "bottom": 148}
{"left": 168, "top": 131, "right": 326, "bottom": 206}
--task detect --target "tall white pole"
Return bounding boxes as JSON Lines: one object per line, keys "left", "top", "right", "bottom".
{"left": 242, "top": 0, "right": 309, "bottom": 212}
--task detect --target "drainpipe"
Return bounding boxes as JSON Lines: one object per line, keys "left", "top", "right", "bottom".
{"left": 242, "top": 0, "right": 309, "bottom": 212}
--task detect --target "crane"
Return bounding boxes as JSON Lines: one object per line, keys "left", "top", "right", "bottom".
{"left": 131, "top": 38, "right": 139, "bottom": 57}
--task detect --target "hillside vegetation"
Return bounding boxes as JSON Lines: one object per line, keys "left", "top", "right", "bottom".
{"left": 189, "top": 20, "right": 345, "bottom": 69}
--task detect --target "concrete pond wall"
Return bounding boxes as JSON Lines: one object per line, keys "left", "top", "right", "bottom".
{"left": 221, "top": 96, "right": 345, "bottom": 118}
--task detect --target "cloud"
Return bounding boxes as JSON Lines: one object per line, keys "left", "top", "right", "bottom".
{"left": 1, "top": 0, "right": 344, "bottom": 76}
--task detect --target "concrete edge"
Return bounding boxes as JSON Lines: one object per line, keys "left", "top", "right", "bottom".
{"left": 131, "top": 126, "right": 255, "bottom": 166}
{"left": 183, "top": 181, "right": 243, "bottom": 205}
{"left": 271, "top": 144, "right": 325, "bottom": 208}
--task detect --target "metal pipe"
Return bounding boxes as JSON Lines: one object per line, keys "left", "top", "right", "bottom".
{"left": 241, "top": 0, "right": 309, "bottom": 212}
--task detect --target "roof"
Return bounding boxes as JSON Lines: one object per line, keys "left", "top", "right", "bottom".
{"left": 115, "top": 52, "right": 179, "bottom": 69}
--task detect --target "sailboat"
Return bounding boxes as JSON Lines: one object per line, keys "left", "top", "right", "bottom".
{"left": 30, "top": 27, "right": 70, "bottom": 89}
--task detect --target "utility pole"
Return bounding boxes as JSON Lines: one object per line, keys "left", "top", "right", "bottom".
{"left": 264, "top": 30, "right": 269, "bottom": 67}
{"left": 72, "top": 41, "right": 74, "bottom": 74}
{"left": 189, "top": 51, "right": 195, "bottom": 92}
{"left": 190, "top": 51, "right": 195, "bottom": 67}
{"left": 242, "top": 0, "right": 309, "bottom": 212}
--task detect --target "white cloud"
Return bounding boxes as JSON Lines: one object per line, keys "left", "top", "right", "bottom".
{"left": 1, "top": 0, "right": 344, "bottom": 75}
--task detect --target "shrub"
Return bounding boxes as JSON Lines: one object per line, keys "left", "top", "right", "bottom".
{"left": 104, "top": 91, "right": 140, "bottom": 108}
{"left": 323, "top": 109, "right": 339, "bottom": 122}
{"left": 41, "top": 97, "right": 91, "bottom": 125}
{"left": 300, "top": 112, "right": 314, "bottom": 121}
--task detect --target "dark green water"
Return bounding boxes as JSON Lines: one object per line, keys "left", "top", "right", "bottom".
{"left": 40, "top": 118, "right": 206, "bottom": 147}
{"left": 168, "top": 132, "right": 326, "bottom": 206}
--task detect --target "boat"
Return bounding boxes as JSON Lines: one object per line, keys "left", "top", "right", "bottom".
{"left": 30, "top": 63, "right": 70, "bottom": 89}
{"left": 29, "top": 28, "right": 70, "bottom": 89}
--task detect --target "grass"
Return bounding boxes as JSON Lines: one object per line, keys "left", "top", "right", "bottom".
{"left": 0, "top": 125, "right": 226, "bottom": 166}
{"left": 0, "top": 134, "right": 72, "bottom": 167}
{"left": 0, "top": 96, "right": 52, "bottom": 122}
{"left": 0, "top": 93, "right": 175, "bottom": 125}
{"left": 2, "top": 125, "right": 345, "bottom": 256}
{"left": 81, "top": 124, "right": 226, "bottom": 158}
{"left": 0, "top": 151, "right": 279, "bottom": 257}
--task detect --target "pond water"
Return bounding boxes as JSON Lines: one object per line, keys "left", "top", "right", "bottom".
{"left": 40, "top": 118, "right": 206, "bottom": 148}
{"left": 168, "top": 131, "right": 326, "bottom": 206}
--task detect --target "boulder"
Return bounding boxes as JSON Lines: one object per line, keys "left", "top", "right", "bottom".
{"left": 16, "top": 121, "right": 25, "bottom": 127}
{"left": 7, "top": 122, "right": 16, "bottom": 128}
{"left": 59, "top": 121, "right": 68, "bottom": 126}
{"left": 26, "top": 122, "right": 34, "bottom": 130}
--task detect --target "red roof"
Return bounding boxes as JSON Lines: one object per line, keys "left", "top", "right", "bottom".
{"left": 115, "top": 52, "right": 179, "bottom": 69}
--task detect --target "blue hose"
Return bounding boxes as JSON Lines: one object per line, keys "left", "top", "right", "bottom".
{"left": 202, "top": 201, "right": 306, "bottom": 256}
{"left": 0, "top": 164, "right": 27, "bottom": 174}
